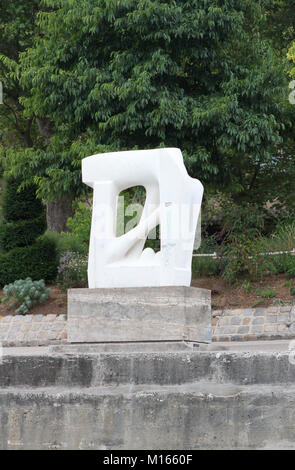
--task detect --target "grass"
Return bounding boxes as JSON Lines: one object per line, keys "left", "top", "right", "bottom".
{"left": 256, "top": 287, "right": 276, "bottom": 299}
{"left": 263, "top": 222, "right": 295, "bottom": 253}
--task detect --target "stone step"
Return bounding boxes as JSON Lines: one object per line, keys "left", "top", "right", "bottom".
{"left": 1, "top": 347, "right": 295, "bottom": 387}
{"left": 1, "top": 382, "right": 295, "bottom": 449}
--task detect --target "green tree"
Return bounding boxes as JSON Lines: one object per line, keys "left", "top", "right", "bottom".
{"left": 262, "top": 0, "right": 295, "bottom": 52}
{"left": 259, "top": 0, "right": 295, "bottom": 212}
{"left": 0, "top": 0, "right": 74, "bottom": 231}
{"left": 0, "top": 0, "right": 39, "bottom": 149}
{"left": 5, "top": 0, "right": 290, "bottom": 209}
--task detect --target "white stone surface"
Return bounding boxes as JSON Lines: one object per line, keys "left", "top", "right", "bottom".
{"left": 82, "top": 148, "right": 203, "bottom": 288}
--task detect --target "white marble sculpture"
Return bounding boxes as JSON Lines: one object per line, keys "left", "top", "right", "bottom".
{"left": 82, "top": 148, "right": 203, "bottom": 288}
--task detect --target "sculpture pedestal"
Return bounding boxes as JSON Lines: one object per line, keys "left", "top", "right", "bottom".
{"left": 67, "top": 286, "right": 211, "bottom": 344}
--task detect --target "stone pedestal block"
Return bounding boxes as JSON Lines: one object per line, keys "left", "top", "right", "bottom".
{"left": 67, "top": 286, "right": 211, "bottom": 343}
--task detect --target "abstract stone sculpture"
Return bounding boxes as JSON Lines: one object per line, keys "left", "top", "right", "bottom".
{"left": 82, "top": 148, "right": 203, "bottom": 288}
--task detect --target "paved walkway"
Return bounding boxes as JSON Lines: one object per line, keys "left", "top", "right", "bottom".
{"left": 0, "top": 314, "right": 67, "bottom": 346}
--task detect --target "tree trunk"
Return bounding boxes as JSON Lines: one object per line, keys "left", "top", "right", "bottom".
{"left": 36, "top": 117, "right": 54, "bottom": 146}
{"left": 46, "top": 196, "right": 74, "bottom": 233}
{"left": 36, "top": 117, "right": 74, "bottom": 232}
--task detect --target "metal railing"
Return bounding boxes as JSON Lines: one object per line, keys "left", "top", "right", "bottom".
{"left": 193, "top": 248, "right": 295, "bottom": 259}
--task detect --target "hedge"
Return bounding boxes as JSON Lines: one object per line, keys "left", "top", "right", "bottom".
{"left": 0, "top": 213, "right": 47, "bottom": 251}
{"left": 2, "top": 178, "right": 44, "bottom": 222}
{"left": 0, "top": 238, "right": 59, "bottom": 287}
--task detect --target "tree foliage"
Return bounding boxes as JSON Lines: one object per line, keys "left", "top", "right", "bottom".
{"left": 2, "top": 0, "right": 288, "bottom": 206}
{"left": 0, "top": 0, "right": 40, "bottom": 149}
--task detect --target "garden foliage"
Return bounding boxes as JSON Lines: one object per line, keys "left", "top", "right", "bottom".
{"left": 2, "top": 277, "right": 50, "bottom": 314}
{"left": 0, "top": 177, "right": 58, "bottom": 286}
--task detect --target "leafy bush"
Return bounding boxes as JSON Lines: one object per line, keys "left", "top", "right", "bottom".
{"left": 0, "top": 238, "right": 58, "bottom": 287}
{"left": 0, "top": 213, "right": 46, "bottom": 251}
{"left": 263, "top": 248, "right": 295, "bottom": 277}
{"left": 65, "top": 202, "right": 91, "bottom": 254}
{"left": 57, "top": 251, "right": 88, "bottom": 290}
{"left": 218, "top": 204, "right": 274, "bottom": 283}
{"left": 0, "top": 177, "right": 46, "bottom": 251}
{"left": 286, "top": 257, "right": 295, "bottom": 279}
{"left": 41, "top": 229, "right": 87, "bottom": 257}
{"left": 2, "top": 278, "right": 50, "bottom": 314}
{"left": 0, "top": 177, "right": 58, "bottom": 285}
{"left": 220, "top": 234, "right": 276, "bottom": 283}
{"left": 2, "top": 177, "right": 44, "bottom": 222}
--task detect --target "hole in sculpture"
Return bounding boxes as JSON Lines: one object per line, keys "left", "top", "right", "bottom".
{"left": 116, "top": 186, "right": 146, "bottom": 236}
{"left": 143, "top": 224, "right": 161, "bottom": 253}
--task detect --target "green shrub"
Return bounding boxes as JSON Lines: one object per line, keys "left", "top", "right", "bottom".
{"left": 0, "top": 213, "right": 46, "bottom": 251}
{"left": 270, "top": 254, "right": 295, "bottom": 278}
{"left": 0, "top": 238, "right": 58, "bottom": 287}
{"left": 0, "top": 177, "right": 58, "bottom": 285}
{"left": 2, "top": 177, "right": 44, "bottom": 222}
{"left": 41, "top": 229, "right": 87, "bottom": 256}
{"left": 290, "top": 287, "right": 295, "bottom": 296}
{"left": 219, "top": 234, "right": 274, "bottom": 283}
{"left": 269, "top": 254, "right": 290, "bottom": 274}
{"left": 65, "top": 202, "right": 91, "bottom": 253}
{"left": 218, "top": 204, "right": 275, "bottom": 283}
{"left": 2, "top": 278, "right": 50, "bottom": 314}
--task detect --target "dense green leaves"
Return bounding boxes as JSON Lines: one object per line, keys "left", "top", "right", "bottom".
{"left": 1, "top": 0, "right": 285, "bottom": 205}
{"left": 0, "top": 213, "right": 46, "bottom": 251}
{"left": 0, "top": 0, "right": 40, "bottom": 149}
{"left": 2, "top": 177, "right": 44, "bottom": 221}
{"left": 0, "top": 176, "right": 58, "bottom": 284}
{"left": 0, "top": 238, "right": 58, "bottom": 287}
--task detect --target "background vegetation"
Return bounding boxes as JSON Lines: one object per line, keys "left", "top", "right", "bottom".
{"left": 1, "top": 0, "right": 295, "bottom": 289}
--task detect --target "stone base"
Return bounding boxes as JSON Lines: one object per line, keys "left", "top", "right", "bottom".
{"left": 67, "top": 286, "right": 211, "bottom": 343}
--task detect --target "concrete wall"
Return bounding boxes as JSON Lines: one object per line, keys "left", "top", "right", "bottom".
{"left": 1, "top": 347, "right": 295, "bottom": 449}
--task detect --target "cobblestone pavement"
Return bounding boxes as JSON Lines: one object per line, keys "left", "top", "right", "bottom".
{"left": 0, "top": 314, "right": 67, "bottom": 346}
{"left": 1, "top": 305, "right": 295, "bottom": 346}
{"left": 212, "top": 305, "right": 295, "bottom": 342}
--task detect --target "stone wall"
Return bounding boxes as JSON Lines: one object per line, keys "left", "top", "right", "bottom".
{"left": 213, "top": 305, "right": 295, "bottom": 342}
